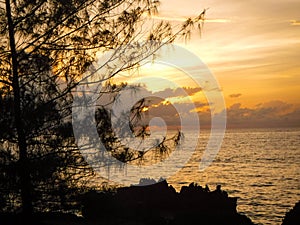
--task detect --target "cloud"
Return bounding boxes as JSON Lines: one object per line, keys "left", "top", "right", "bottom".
{"left": 290, "top": 20, "right": 300, "bottom": 26}
{"left": 227, "top": 101, "right": 299, "bottom": 128}
{"left": 256, "top": 100, "right": 293, "bottom": 115}
{"left": 125, "top": 85, "right": 209, "bottom": 128}
{"left": 114, "top": 84, "right": 300, "bottom": 129}
{"left": 154, "top": 87, "right": 202, "bottom": 99}
{"left": 149, "top": 15, "right": 231, "bottom": 23}
{"left": 229, "top": 93, "right": 242, "bottom": 98}
{"left": 145, "top": 101, "right": 211, "bottom": 128}
{"left": 145, "top": 99, "right": 300, "bottom": 129}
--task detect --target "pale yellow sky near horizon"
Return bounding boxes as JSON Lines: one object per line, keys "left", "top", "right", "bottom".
{"left": 150, "top": 0, "right": 300, "bottom": 110}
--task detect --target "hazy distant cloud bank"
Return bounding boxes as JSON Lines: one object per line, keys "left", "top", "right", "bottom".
{"left": 142, "top": 86, "right": 300, "bottom": 128}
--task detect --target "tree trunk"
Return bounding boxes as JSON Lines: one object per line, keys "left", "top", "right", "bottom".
{"left": 5, "top": 0, "right": 33, "bottom": 217}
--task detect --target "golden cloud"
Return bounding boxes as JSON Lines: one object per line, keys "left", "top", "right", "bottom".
{"left": 149, "top": 15, "right": 231, "bottom": 23}
{"left": 290, "top": 20, "right": 300, "bottom": 26}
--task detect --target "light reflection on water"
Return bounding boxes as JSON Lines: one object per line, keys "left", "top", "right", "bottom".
{"left": 166, "top": 128, "right": 300, "bottom": 225}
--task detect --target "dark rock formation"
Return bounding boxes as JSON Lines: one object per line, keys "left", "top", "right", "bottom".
{"left": 282, "top": 201, "right": 300, "bottom": 225}
{"left": 81, "top": 180, "right": 255, "bottom": 225}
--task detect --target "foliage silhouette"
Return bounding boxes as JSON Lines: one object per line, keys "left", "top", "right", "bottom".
{"left": 0, "top": 0, "right": 205, "bottom": 219}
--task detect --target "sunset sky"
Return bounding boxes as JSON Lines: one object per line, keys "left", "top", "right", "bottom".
{"left": 128, "top": 0, "right": 300, "bottom": 128}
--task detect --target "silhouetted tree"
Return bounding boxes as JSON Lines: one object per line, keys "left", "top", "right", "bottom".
{"left": 0, "top": 0, "right": 205, "bottom": 218}
{"left": 0, "top": 52, "right": 93, "bottom": 213}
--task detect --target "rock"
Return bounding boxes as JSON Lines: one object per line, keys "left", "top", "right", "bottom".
{"left": 282, "top": 201, "right": 300, "bottom": 225}
{"left": 81, "top": 180, "right": 255, "bottom": 225}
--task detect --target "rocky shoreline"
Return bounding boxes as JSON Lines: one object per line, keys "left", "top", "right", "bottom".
{"left": 0, "top": 180, "right": 299, "bottom": 225}
{"left": 81, "top": 180, "right": 254, "bottom": 225}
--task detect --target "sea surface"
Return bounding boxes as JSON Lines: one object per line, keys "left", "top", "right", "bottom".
{"left": 166, "top": 128, "right": 300, "bottom": 225}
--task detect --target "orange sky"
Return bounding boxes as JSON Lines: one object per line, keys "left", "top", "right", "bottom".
{"left": 114, "top": 0, "right": 300, "bottom": 128}
{"left": 155, "top": 0, "right": 299, "bottom": 128}
{"left": 156, "top": 0, "right": 300, "bottom": 108}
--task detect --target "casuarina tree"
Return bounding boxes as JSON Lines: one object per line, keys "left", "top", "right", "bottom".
{"left": 0, "top": 0, "right": 205, "bottom": 218}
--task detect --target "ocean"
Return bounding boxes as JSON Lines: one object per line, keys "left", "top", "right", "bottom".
{"left": 166, "top": 128, "right": 300, "bottom": 225}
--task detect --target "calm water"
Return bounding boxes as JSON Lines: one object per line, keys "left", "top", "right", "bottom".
{"left": 167, "top": 128, "right": 300, "bottom": 225}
